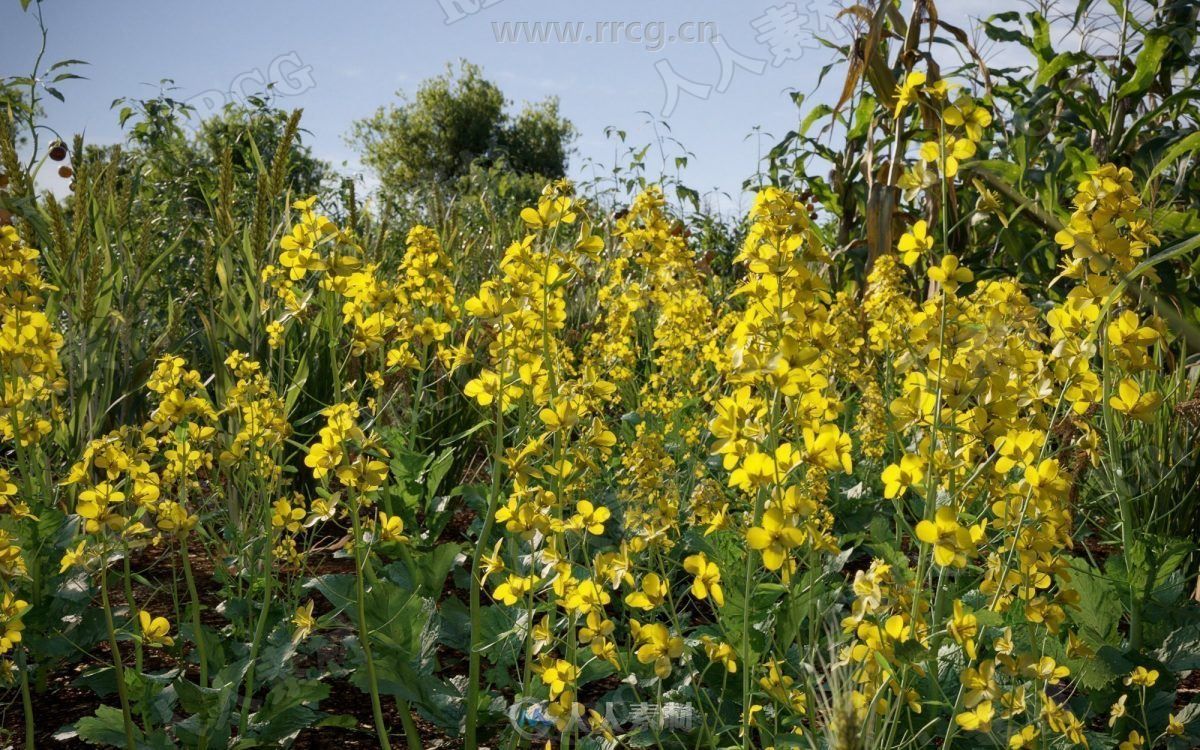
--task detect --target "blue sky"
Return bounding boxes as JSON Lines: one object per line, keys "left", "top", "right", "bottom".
{"left": 2, "top": 1, "right": 997, "bottom": 213}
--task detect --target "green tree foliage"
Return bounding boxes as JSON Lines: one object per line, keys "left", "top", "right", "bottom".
{"left": 350, "top": 60, "right": 575, "bottom": 204}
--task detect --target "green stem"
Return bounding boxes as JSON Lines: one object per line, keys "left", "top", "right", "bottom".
{"left": 238, "top": 535, "right": 274, "bottom": 732}
{"left": 741, "top": 484, "right": 767, "bottom": 750}
{"left": 350, "top": 496, "right": 393, "bottom": 750}
{"left": 466, "top": 396, "right": 505, "bottom": 750}
{"left": 18, "top": 648, "right": 35, "bottom": 750}
{"left": 100, "top": 567, "right": 138, "bottom": 750}
{"left": 397, "top": 699, "right": 423, "bottom": 750}
{"left": 120, "top": 544, "right": 151, "bottom": 732}
{"left": 179, "top": 538, "right": 208, "bottom": 688}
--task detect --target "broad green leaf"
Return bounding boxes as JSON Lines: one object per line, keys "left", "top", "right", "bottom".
{"left": 1116, "top": 31, "right": 1169, "bottom": 99}
{"left": 1150, "top": 131, "right": 1200, "bottom": 180}
{"left": 72, "top": 705, "right": 144, "bottom": 747}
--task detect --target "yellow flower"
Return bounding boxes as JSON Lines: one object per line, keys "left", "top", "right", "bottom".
{"left": 802, "top": 424, "right": 853, "bottom": 473}
{"left": 943, "top": 96, "right": 992, "bottom": 142}
{"left": 898, "top": 160, "right": 937, "bottom": 200}
{"left": 1028, "top": 656, "right": 1070, "bottom": 684}
{"left": 479, "top": 539, "right": 504, "bottom": 585}
{"left": 701, "top": 636, "right": 738, "bottom": 673}
{"left": 271, "top": 498, "right": 305, "bottom": 534}
{"left": 59, "top": 540, "right": 88, "bottom": 573}
{"left": 292, "top": 600, "right": 317, "bottom": 642}
{"left": 337, "top": 456, "right": 388, "bottom": 493}
{"left": 1008, "top": 725, "right": 1038, "bottom": 749}
{"left": 540, "top": 658, "right": 578, "bottom": 700}
{"left": 898, "top": 220, "right": 934, "bottom": 266}
{"left": 963, "top": 661, "right": 998, "bottom": 709}
{"left": 573, "top": 222, "right": 605, "bottom": 260}
{"left": 746, "top": 508, "right": 804, "bottom": 571}
{"left": 539, "top": 397, "right": 585, "bottom": 432}
{"left": 915, "top": 506, "right": 980, "bottom": 568}
{"left": 493, "top": 574, "right": 538, "bottom": 606}
{"left": 1107, "top": 309, "right": 1160, "bottom": 349}
{"left": 893, "top": 71, "right": 927, "bottom": 118}
{"left": 683, "top": 553, "right": 724, "bottom": 607}
{"left": 1109, "top": 378, "right": 1161, "bottom": 421}
{"left": 570, "top": 500, "right": 610, "bottom": 536}
{"left": 729, "top": 449, "right": 779, "bottom": 492}
{"left": 376, "top": 512, "right": 408, "bottom": 543}
{"left": 884, "top": 614, "right": 912, "bottom": 642}
{"left": 948, "top": 600, "right": 978, "bottom": 659}
{"left": 1123, "top": 666, "right": 1158, "bottom": 688}
{"left": 577, "top": 609, "right": 614, "bottom": 644}
{"left": 927, "top": 254, "right": 974, "bottom": 293}
{"left": 624, "top": 573, "right": 667, "bottom": 610}
{"left": 882, "top": 454, "right": 925, "bottom": 499}
{"left": 520, "top": 195, "right": 577, "bottom": 229}
{"left": 464, "top": 369, "right": 523, "bottom": 410}
{"left": 266, "top": 320, "right": 286, "bottom": 348}
{"left": 1108, "top": 694, "right": 1128, "bottom": 727}
{"left": 138, "top": 610, "right": 174, "bottom": 648}
{"left": 919, "top": 135, "right": 976, "bottom": 177}
{"left": 0, "top": 594, "right": 27, "bottom": 654}
{"left": 954, "top": 700, "right": 994, "bottom": 732}
{"left": 565, "top": 579, "right": 611, "bottom": 615}
{"left": 1167, "top": 713, "right": 1184, "bottom": 736}
{"left": 76, "top": 482, "right": 125, "bottom": 534}
{"left": 531, "top": 615, "right": 551, "bottom": 653}
{"left": 304, "top": 440, "right": 343, "bottom": 481}
{"left": 278, "top": 224, "right": 326, "bottom": 280}
{"left": 634, "top": 622, "right": 683, "bottom": 678}
{"left": 994, "top": 429, "right": 1044, "bottom": 474}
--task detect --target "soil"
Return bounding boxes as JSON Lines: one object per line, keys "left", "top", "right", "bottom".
{"left": 0, "top": 543, "right": 463, "bottom": 750}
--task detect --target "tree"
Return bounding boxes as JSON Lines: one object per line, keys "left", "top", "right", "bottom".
{"left": 350, "top": 60, "right": 575, "bottom": 204}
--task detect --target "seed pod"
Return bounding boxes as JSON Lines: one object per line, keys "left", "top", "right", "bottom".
{"left": 59, "top": 165, "right": 74, "bottom": 179}
{"left": 49, "top": 141, "right": 68, "bottom": 161}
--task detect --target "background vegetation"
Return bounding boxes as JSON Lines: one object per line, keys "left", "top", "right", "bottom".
{"left": 0, "top": 1, "right": 1198, "bottom": 749}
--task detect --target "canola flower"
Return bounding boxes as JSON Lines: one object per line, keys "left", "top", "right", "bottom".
{"left": 0, "top": 64, "right": 1194, "bottom": 750}
{"left": 0, "top": 223, "right": 63, "bottom": 684}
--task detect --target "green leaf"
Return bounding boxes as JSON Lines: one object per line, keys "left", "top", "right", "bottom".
{"left": 363, "top": 579, "right": 436, "bottom": 665}
{"left": 390, "top": 543, "right": 461, "bottom": 599}
{"left": 305, "top": 573, "right": 357, "bottom": 615}
{"left": 49, "top": 58, "right": 89, "bottom": 70}
{"left": 1068, "top": 558, "right": 1123, "bottom": 645}
{"left": 248, "top": 677, "right": 330, "bottom": 745}
{"left": 73, "top": 706, "right": 145, "bottom": 747}
{"left": 675, "top": 184, "right": 700, "bottom": 212}
{"left": 801, "top": 104, "right": 833, "bottom": 138}
{"left": 1149, "top": 131, "right": 1200, "bottom": 180}
{"left": 258, "top": 620, "right": 301, "bottom": 683}
{"left": 1027, "top": 11, "right": 1055, "bottom": 62}
{"left": 1156, "top": 622, "right": 1200, "bottom": 672}
{"left": 426, "top": 447, "right": 455, "bottom": 501}
{"left": 1116, "top": 31, "right": 1169, "bottom": 99}
{"left": 1035, "top": 51, "right": 1088, "bottom": 86}
{"left": 721, "top": 580, "right": 785, "bottom": 652}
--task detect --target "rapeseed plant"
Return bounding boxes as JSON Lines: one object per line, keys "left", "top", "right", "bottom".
{"left": 1, "top": 23, "right": 1198, "bottom": 748}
